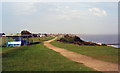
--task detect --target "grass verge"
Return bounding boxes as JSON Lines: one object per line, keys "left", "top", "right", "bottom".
{"left": 51, "top": 40, "right": 119, "bottom": 64}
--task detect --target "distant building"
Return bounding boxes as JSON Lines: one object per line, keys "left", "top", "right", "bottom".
{"left": 3, "top": 34, "right": 32, "bottom": 47}
{"left": 37, "top": 34, "right": 46, "bottom": 37}
{"left": 97, "top": 43, "right": 102, "bottom": 46}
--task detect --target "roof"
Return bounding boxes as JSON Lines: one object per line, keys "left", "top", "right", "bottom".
{"left": 2, "top": 34, "right": 32, "bottom": 37}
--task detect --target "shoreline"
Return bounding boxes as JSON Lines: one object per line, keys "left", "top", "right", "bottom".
{"left": 107, "top": 45, "right": 120, "bottom": 48}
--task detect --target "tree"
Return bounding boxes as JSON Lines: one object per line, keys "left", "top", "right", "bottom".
{"left": 2, "top": 33, "right": 5, "bottom": 35}
{"left": 44, "top": 33, "right": 48, "bottom": 37}
{"left": 21, "top": 30, "right": 32, "bottom": 38}
{"left": 33, "top": 34, "right": 38, "bottom": 37}
{"left": 21, "top": 30, "right": 31, "bottom": 35}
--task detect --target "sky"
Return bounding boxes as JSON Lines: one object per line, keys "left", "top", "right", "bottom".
{"left": 1, "top": 2, "right": 118, "bottom": 34}
{"left": 0, "top": 2, "right": 2, "bottom": 33}
{"left": 1, "top": 0, "right": 119, "bottom": 2}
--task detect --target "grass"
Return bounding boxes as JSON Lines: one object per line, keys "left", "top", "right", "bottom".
{"left": 1, "top": 36, "right": 54, "bottom": 52}
{"left": 2, "top": 37, "right": 101, "bottom": 72}
{"left": 3, "top": 43, "right": 98, "bottom": 71}
{"left": 30, "top": 36, "right": 54, "bottom": 43}
{"left": 51, "top": 39, "right": 119, "bottom": 64}
{"left": 1, "top": 47, "right": 17, "bottom": 52}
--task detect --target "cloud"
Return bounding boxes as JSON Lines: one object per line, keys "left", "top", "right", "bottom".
{"left": 57, "top": 10, "right": 82, "bottom": 20}
{"left": 65, "top": 6, "right": 70, "bottom": 9}
{"left": 89, "top": 8, "right": 107, "bottom": 16}
{"left": 48, "top": 8, "right": 60, "bottom": 12}
{"left": 11, "top": 2, "right": 37, "bottom": 15}
{"left": 48, "top": 6, "right": 83, "bottom": 20}
{"left": 48, "top": 6, "right": 70, "bottom": 13}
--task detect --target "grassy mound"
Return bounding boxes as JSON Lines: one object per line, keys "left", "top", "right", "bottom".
{"left": 58, "top": 34, "right": 106, "bottom": 46}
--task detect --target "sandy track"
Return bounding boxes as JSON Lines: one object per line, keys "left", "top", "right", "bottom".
{"left": 44, "top": 37, "right": 119, "bottom": 72}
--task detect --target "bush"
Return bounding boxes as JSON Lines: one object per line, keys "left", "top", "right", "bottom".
{"left": 60, "top": 38, "right": 68, "bottom": 43}
{"left": 58, "top": 34, "right": 84, "bottom": 44}
{"left": 73, "top": 36, "right": 84, "bottom": 42}
{"left": 58, "top": 34, "right": 104, "bottom": 46}
{"left": 101, "top": 43, "right": 107, "bottom": 46}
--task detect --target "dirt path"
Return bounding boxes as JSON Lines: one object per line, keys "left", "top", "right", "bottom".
{"left": 44, "top": 37, "right": 119, "bottom": 72}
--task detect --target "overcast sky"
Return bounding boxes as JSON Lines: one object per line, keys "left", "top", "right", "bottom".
{"left": 1, "top": 2, "right": 118, "bottom": 34}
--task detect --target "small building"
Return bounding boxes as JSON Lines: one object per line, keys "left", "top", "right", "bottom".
{"left": 97, "top": 43, "right": 102, "bottom": 46}
{"left": 2, "top": 34, "right": 32, "bottom": 47}
{"left": 37, "top": 34, "right": 46, "bottom": 37}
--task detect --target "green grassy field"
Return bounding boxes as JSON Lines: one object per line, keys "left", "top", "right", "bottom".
{"left": 51, "top": 40, "right": 119, "bottom": 64}
{"left": 3, "top": 43, "right": 97, "bottom": 71}
{"left": 1, "top": 36, "right": 54, "bottom": 53}
{"left": 2, "top": 37, "right": 101, "bottom": 72}
{"left": 1, "top": 47, "right": 17, "bottom": 52}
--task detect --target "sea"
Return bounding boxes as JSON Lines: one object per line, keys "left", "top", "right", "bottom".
{"left": 80, "top": 34, "right": 120, "bottom": 48}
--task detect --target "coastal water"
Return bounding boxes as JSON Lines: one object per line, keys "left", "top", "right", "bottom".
{"left": 80, "top": 34, "right": 119, "bottom": 48}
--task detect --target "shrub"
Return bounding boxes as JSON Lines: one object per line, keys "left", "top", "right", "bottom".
{"left": 58, "top": 34, "right": 104, "bottom": 46}
{"left": 58, "top": 34, "right": 84, "bottom": 44}
{"left": 73, "top": 36, "right": 84, "bottom": 42}
{"left": 60, "top": 38, "right": 68, "bottom": 43}
{"left": 101, "top": 43, "right": 107, "bottom": 46}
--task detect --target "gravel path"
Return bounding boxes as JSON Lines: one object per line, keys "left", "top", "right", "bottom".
{"left": 44, "top": 37, "right": 119, "bottom": 72}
